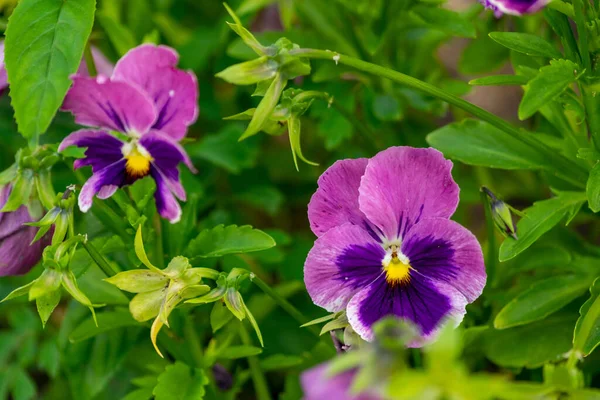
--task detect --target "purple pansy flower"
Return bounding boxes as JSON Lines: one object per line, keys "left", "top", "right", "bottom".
{"left": 59, "top": 44, "right": 199, "bottom": 223}
{"left": 301, "top": 362, "right": 383, "bottom": 400}
{"left": 480, "top": 0, "right": 548, "bottom": 16}
{"left": 0, "top": 185, "right": 50, "bottom": 276}
{"left": 304, "top": 147, "right": 486, "bottom": 345}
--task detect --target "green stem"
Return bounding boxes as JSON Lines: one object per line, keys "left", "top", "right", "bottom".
{"left": 290, "top": 48, "right": 589, "bottom": 187}
{"left": 251, "top": 275, "right": 320, "bottom": 337}
{"left": 82, "top": 240, "right": 120, "bottom": 277}
{"left": 83, "top": 43, "right": 98, "bottom": 77}
{"left": 239, "top": 322, "right": 272, "bottom": 400}
{"left": 480, "top": 189, "right": 498, "bottom": 287}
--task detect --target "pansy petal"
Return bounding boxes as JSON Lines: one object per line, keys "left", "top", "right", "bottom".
{"left": 484, "top": 0, "right": 547, "bottom": 15}
{"left": 76, "top": 47, "right": 115, "bottom": 77}
{"left": 0, "top": 41, "right": 7, "bottom": 92}
{"left": 79, "top": 159, "right": 127, "bottom": 212}
{"left": 62, "top": 76, "right": 157, "bottom": 134}
{"left": 308, "top": 158, "right": 372, "bottom": 237}
{"left": 113, "top": 45, "right": 198, "bottom": 140}
{"left": 151, "top": 167, "right": 182, "bottom": 223}
{"left": 59, "top": 129, "right": 124, "bottom": 173}
{"left": 401, "top": 218, "right": 486, "bottom": 302}
{"left": 141, "top": 130, "right": 196, "bottom": 172}
{"left": 304, "top": 223, "right": 384, "bottom": 313}
{"left": 358, "top": 147, "right": 459, "bottom": 241}
{"left": 346, "top": 273, "right": 466, "bottom": 344}
{"left": 301, "top": 363, "right": 382, "bottom": 400}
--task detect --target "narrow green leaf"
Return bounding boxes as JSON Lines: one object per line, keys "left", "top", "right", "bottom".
{"left": 5, "top": 0, "right": 96, "bottom": 139}
{"left": 499, "top": 192, "right": 587, "bottom": 261}
{"left": 519, "top": 59, "right": 582, "bottom": 120}
{"left": 260, "top": 354, "right": 303, "bottom": 371}
{"left": 135, "top": 225, "right": 161, "bottom": 272}
{"left": 412, "top": 6, "right": 476, "bottom": 38}
{"left": 185, "top": 224, "right": 276, "bottom": 258}
{"left": 495, "top": 275, "right": 592, "bottom": 329}
{"left": 489, "top": 32, "right": 562, "bottom": 59}
{"left": 218, "top": 345, "right": 263, "bottom": 359}
{"left": 573, "top": 278, "right": 600, "bottom": 357}
{"left": 587, "top": 162, "right": 600, "bottom": 213}
{"left": 69, "top": 309, "right": 138, "bottom": 342}
{"left": 469, "top": 75, "right": 529, "bottom": 86}
{"left": 97, "top": 13, "right": 137, "bottom": 57}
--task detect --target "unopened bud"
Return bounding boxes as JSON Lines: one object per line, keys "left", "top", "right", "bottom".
{"left": 482, "top": 187, "right": 518, "bottom": 240}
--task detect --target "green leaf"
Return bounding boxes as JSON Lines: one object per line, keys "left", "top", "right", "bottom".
{"left": 488, "top": 32, "right": 562, "bottom": 59}
{"left": 469, "top": 75, "right": 529, "bottom": 86}
{"left": 494, "top": 275, "right": 592, "bottom": 329}
{"left": 186, "top": 224, "right": 276, "bottom": 258}
{"left": 499, "top": 192, "right": 587, "bottom": 261}
{"left": 5, "top": 0, "right": 95, "bottom": 139}
{"left": 260, "top": 354, "right": 303, "bottom": 371}
{"left": 153, "top": 362, "right": 208, "bottom": 400}
{"left": 218, "top": 345, "right": 263, "bottom": 359}
{"left": 573, "top": 278, "right": 600, "bottom": 357}
{"left": 241, "top": 74, "right": 287, "bottom": 140}
{"left": 459, "top": 30, "right": 509, "bottom": 75}
{"left": 210, "top": 302, "right": 234, "bottom": 333}
{"left": 519, "top": 59, "right": 582, "bottom": 120}
{"left": 412, "top": 6, "right": 476, "bottom": 38}
{"left": 37, "top": 340, "right": 60, "bottom": 378}
{"left": 36, "top": 289, "right": 61, "bottom": 328}
{"left": 587, "top": 162, "right": 600, "bottom": 213}
{"left": 11, "top": 368, "right": 36, "bottom": 400}
{"left": 134, "top": 225, "right": 161, "bottom": 272}
{"left": 427, "top": 119, "right": 549, "bottom": 170}
{"left": 97, "top": 12, "right": 137, "bottom": 57}
{"left": 69, "top": 309, "right": 138, "bottom": 342}
{"left": 484, "top": 315, "right": 577, "bottom": 368}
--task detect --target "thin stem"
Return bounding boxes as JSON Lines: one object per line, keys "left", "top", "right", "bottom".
{"left": 251, "top": 275, "right": 320, "bottom": 337}
{"left": 290, "top": 48, "right": 589, "bottom": 187}
{"left": 82, "top": 240, "right": 120, "bottom": 277}
{"left": 239, "top": 322, "right": 272, "bottom": 400}
{"left": 83, "top": 43, "right": 97, "bottom": 77}
{"left": 480, "top": 189, "right": 498, "bottom": 287}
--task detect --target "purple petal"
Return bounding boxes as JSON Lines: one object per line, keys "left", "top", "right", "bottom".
{"left": 308, "top": 158, "right": 371, "bottom": 237}
{"left": 113, "top": 45, "right": 198, "bottom": 140}
{"left": 346, "top": 273, "right": 467, "bottom": 344}
{"left": 304, "top": 223, "right": 384, "bottom": 313}
{"left": 358, "top": 147, "right": 459, "bottom": 241}
{"left": 0, "top": 40, "right": 7, "bottom": 92}
{"left": 62, "top": 76, "right": 157, "bottom": 134}
{"left": 483, "top": 0, "right": 548, "bottom": 15}
{"left": 141, "top": 130, "right": 196, "bottom": 172}
{"left": 401, "top": 218, "right": 486, "bottom": 303}
{"left": 301, "top": 363, "right": 382, "bottom": 400}
{"left": 59, "top": 129, "right": 124, "bottom": 173}
{"left": 79, "top": 159, "right": 127, "bottom": 212}
{"left": 151, "top": 167, "right": 182, "bottom": 223}
{"left": 76, "top": 47, "right": 115, "bottom": 77}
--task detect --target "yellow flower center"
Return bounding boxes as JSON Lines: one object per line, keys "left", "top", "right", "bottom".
{"left": 124, "top": 146, "right": 152, "bottom": 178}
{"left": 383, "top": 247, "right": 411, "bottom": 286}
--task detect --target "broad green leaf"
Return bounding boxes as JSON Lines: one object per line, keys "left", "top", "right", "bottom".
{"left": 494, "top": 275, "right": 591, "bottom": 329}
{"left": 69, "top": 309, "right": 138, "bottom": 342}
{"left": 218, "top": 345, "right": 263, "bottom": 359}
{"left": 186, "top": 224, "right": 276, "bottom": 258}
{"left": 489, "top": 32, "right": 562, "bottom": 59}
{"left": 153, "top": 362, "right": 208, "bottom": 400}
{"left": 587, "top": 162, "right": 600, "bottom": 212}
{"left": 484, "top": 315, "right": 577, "bottom": 368}
{"left": 412, "top": 6, "right": 476, "bottom": 38}
{"left": 5, "top": 0, "right": 95, "bottom": 139}
{"left": 519, "top": 59, "right": 582, "bottom": 120}
{"left": 573, "top": 278, "right": 600, "bottom": 357}
{"left": 427, "top": 119, "right": 549, "bottom": 170}
{"left": 469, "top": 75, "right": 529, "bottom": 86}
{"left": 499, "top": 192, "right": 587, "bottom": 261}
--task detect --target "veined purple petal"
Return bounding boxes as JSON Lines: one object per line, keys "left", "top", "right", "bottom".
{"left": 301, "top": 362, "right": 383, "bottom": 400}
{"left": 358, "top": 147, "right": 459, "bottom": 242}
{"left": 141, "top": 130, "right": 196, "bottom": 172}
{"left": 113, "top": 44, "right": 198, "bottom": 140}
{"left": 401, "top": 218, "right": 486, "bottom": 303}
{"left": 59, "top": 129, "right": 124, "bottom": 173}
{"left": 346, "top": 273, "right": 466, "bottom": 344}
{"left": 79, "top": 159, "right": 127, "bottom": 212}
{"left": 151, "top": 167, "right": 182, "bottom": 223}
{"left": 304, "top": 223, "right": 384, "bottom": 313}
{"left": 62, "top": 76, "right": 157, "bottom": 134}
{"left": 483, "top": 0, "right": 548, "bottom": 15}
{"left": 308, "top": 158, "right": 372, "bottom": 238}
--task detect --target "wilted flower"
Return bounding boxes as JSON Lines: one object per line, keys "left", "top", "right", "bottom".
{"left": 0, "top": 184, "right": 50, "bottom": 276}
{"left": 479, "top": 0, "right": 548, "bottom": 16}
{"left": 59, "top": 44, "right": 198, "bottom": 223}
{"left": 301, "top": 363, "right": 383, "bottom": 400}
{"left": 304, "top": 147, "right": 486, "bottom": 345}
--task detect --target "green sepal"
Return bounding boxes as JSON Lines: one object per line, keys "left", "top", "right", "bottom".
{"left": 216, "top": 57, "right": 278, "bottom": 85}
{"left": 240, "top": 74, "right": 287, "bottom": 140}
{"left": 1, "top": 169, "right": 33, "bottom": 212}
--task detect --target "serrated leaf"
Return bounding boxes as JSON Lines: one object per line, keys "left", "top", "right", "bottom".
{"left": 5, "top": 0, "right": 95, "bottom": 139}
{"left": 489, "top": 32, "right": 562, "bottom": 59}
{"left": 153, "top": 362, "right": 208, "bottom": 400}
{"left": 573, "top": 278, "right": 600, "bottom": 357}
{"left": 185, "top": 224, "right": 276, "bottom": 258}
{"left": 495, "top": 275, "right": 592, "bottom": 329}
{"left": 519, "top": 59, "right": 582, "bottom": 120}
{"left": 427, "top": 119, "right": 549, "bottom": 170}
{"left": 499, "top": 192, "right": 586, "bottom": 261}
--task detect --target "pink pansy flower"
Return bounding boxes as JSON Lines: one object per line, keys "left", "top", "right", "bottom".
{"left": 304, "top": 147, "right": 486, "bottom": 345}
{"left": 480, "top": 0, "right": 548, "bottom": 16}
{"left": 59, "top": 44, "right": 199, "bottom": 223}
{"left": 301, "top": 362, "right": 384, "bottom": 400}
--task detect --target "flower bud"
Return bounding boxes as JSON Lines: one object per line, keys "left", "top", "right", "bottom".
{"left": 482, "top": 186, "right": 518, "bottom": 240}
{"left": 27, "top": 189, "right": 76, "bottom": 245}
{"left": 216, "top": 57, "right": 279, "bottom": 85}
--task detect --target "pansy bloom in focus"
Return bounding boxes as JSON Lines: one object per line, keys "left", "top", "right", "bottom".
{"left": 304, "top": 147, "right": 486, "bottom": 344}
{"left": 59, "top": 44, "right": 198, "bottom": 223}
{"left": 480, "top": 0, "right": 548, "bottom": 16}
